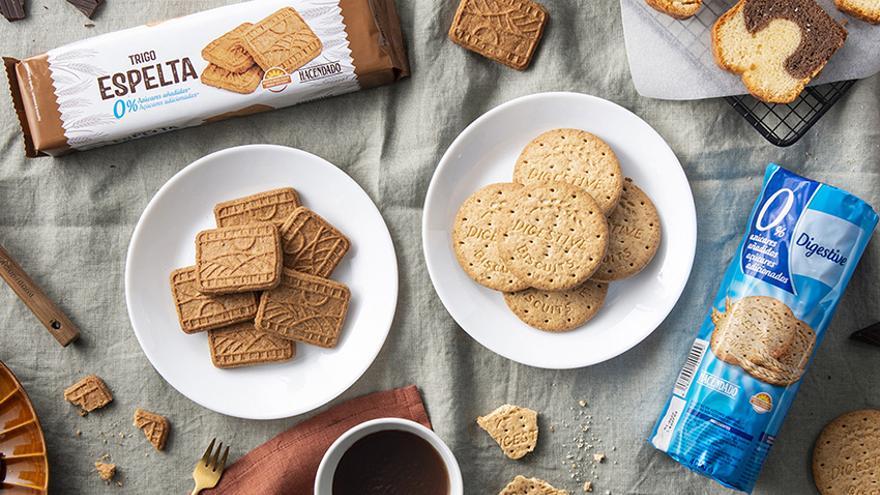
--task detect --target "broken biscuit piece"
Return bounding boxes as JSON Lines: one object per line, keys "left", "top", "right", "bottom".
{"left": 64, "top": 375, "right": 113, "bottom": 413}
{"left": 133, "top": 408, "right": 170, "bottom": 451}
{"left": 500, "top": 475, "right": 569, "bottom": 495}
{"left": 477, "top": 404, "right": 538, "bottom": 460}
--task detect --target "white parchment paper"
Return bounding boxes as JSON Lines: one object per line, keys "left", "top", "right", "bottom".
{"left": 621, "top": 0, "right": 880, "bottom": 100}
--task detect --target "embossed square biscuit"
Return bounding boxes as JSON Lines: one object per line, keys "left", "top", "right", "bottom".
{"left": 280, "top": 207, "right": 350, "bottom": 277}
{"left": 448, "top": 0, "right": 548, "bottom": 70}
{"left": 195, "top": 224, "right": 282, "bottom": 294}
{"left": 243, "top": 7, "right": 323, "bottom": 72}
{"left": 170, "top": 266, "right": 257, "bottom": 334}
{"left": 202, "top": 23, "right": 256, "bottom": 73}
{"left": 208, "top": 321, "right": 295, "bottom": 369}
{"left": 201, "top": 63, "right": 264, "bottom": 94}
{"left": 214, "top": 188, "right": 302, "bottom": 228}
{"left": 256, "top": 269, "right": 351, "bottom": 348}
{"left": 64, "top": 375, "right": 112, "bottom": 413}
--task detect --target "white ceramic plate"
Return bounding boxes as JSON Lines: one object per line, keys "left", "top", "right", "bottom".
{"left": 125, "top": 145, "right": 397, "bottom": 419}
{"left": 422, "top": 92, "right": 697, "bottom": 369}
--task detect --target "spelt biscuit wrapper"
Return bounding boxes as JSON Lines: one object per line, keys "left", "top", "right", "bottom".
{"left": 650, "top": 164, "right": 877, "bottom": 493}
{"left": 4, "top": 0, "right": 409, "bottom": 157}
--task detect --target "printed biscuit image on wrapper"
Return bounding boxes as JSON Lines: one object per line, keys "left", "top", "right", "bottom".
{"left": 650, "top": 164, "right": 878, "bottom": 493}
{"left": 4, "top": 0, "right": 409, "bottom": 157}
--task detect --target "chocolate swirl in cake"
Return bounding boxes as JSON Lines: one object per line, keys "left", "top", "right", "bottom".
{"left": 743, "top": 0, "right": 847, "bottom": 79}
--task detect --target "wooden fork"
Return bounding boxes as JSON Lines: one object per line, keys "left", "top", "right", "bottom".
{"left": 191, "top": 438, "right": 230, "bottom": 495}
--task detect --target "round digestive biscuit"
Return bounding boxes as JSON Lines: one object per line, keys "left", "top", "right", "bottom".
{"left": 812, "top": 409, "right": 880, "bottom": 495}
{"left": 497, "top": 181, "right": 609, "bottom": 291}
{"left": 504, "top": 280, "right": 608, "bottom": 332}
{"left": 453, "top": 183, "right": 529, "bottom": 292}
{"left": 592, "top": 179, "right": 661, "bottom": 282}
{"left": 513, "top": 129, "right": 624, "bottom": 215}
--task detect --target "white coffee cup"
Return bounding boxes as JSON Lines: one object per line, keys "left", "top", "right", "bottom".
{"left": 314, "top": 417, "right": 464, "bottom": 495}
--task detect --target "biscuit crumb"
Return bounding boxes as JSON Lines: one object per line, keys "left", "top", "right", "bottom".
{"left": 578, "top": 400, "right": 588, "bottom": 407}
{"left": 95, "top": 461, "right": 116, "bottom": 482}
{"left": 583, "top": 480, "right": 593, "bottom": 492}
{"left": 593, "top": 452, "right": 606, "bottom": 463}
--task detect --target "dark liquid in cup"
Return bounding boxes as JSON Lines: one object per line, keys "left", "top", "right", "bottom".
{"left": 332, "top": 429, "right": 450, "bottom": 495}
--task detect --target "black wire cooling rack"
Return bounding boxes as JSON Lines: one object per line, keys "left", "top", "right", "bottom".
{"left": 724, "top": 81, "right": 855, "bottom": 147}
{"left": 634, "top": 0, "right": 856, "bottom": 147}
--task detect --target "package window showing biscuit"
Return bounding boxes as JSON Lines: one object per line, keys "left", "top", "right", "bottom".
{"left": 4, "top": 0, "right": 409, "bottom": 157}
{"left": 650, "top": 164, "right": 878, "bottom": 493}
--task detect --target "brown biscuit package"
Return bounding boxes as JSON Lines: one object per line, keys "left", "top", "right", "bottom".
{"left": 4, "top": 0, "right": 409, "bottom": 157}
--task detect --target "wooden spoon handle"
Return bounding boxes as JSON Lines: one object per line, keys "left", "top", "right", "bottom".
{"left": 0, "top": 243, "right": 80, "bottom": 346}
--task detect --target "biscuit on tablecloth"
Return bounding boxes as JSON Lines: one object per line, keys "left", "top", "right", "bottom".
{"left": 64, "top": 375, "right": 112, "bottom": 413}
{"left": 499, "top": 475, "right": 568, "bottom": 495}
{"left": 133, "top": 408, "right": 169, "bottom": 451}
{"left": 812, "top": 409, "right": 880, "bottom": 495}
{"left": 477, "top": 404, "right": 539, "bottom": 460}
{"left": 448, "top": 0, "right": 548, "bottom": 70}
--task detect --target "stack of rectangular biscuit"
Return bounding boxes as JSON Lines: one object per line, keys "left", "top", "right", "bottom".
{"left": 170, "top": 187, "right": 352, "bottom": 369}
{"left": 200, "top": 7, "right": 324, "bottom": 94}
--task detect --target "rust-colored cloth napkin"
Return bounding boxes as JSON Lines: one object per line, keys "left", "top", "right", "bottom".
{"left": 205, "top": 385, "right": 430, "bottom": 494}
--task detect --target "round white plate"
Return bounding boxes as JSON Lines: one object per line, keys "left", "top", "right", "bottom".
{"left": 125, "top": 145, "right": 398, "bottom": 419}
{"left": 422, "top": 92, "right": 697, "bottom": 369}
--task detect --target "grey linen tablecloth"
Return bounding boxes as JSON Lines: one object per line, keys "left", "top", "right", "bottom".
{"left": 1, "top": 1, "right": 879, "bottom": 493}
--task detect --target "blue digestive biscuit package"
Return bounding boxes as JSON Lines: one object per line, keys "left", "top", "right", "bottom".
{"left": 650, "top": 164, "right": 878, "bottom": 493}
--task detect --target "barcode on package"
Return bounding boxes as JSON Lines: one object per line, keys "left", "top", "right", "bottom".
{"left": 673, "top": 339, "right": 708, "bottom": 398}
